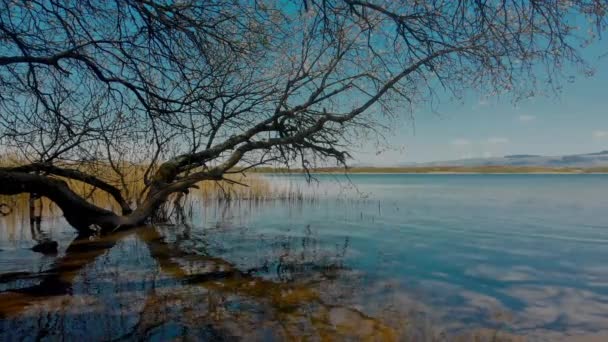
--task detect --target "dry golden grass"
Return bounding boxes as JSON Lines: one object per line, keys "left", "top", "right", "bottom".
{"left": 0, "top": 157, "right": 306, "bottom": 220}
{"left": 0, "top": 174, "right": 294, "bottom": 217}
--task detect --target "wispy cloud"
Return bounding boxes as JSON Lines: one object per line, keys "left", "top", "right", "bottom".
{"left": 487, "top": 137, "right": 509, "bottom": 144}
{"left": 518, "top": 115, "right": 536, "bottom": 122}
{"left": 593, "top": 130, "right": 608, "bottom": 140}
{"left": 450, "top": 138, "right": 471, "bottom": 146}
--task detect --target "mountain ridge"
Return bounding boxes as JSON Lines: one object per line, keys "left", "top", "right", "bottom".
{"left": 401, "top": 150, "right": 608, "bottom": 168}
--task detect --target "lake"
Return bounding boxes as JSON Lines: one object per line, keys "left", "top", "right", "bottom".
{"left": 1, "top": 174, "right": 608, "bottom": 341}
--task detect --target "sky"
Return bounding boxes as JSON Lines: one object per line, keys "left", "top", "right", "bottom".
{"left": 353, "top": 42, "right": 608, "bottom": 166}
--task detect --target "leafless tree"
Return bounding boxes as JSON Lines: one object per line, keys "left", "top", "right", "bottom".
{"left": 0, "top": 0, "right": 605, "bottom": 232}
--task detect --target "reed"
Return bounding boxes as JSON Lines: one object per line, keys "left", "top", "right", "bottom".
{"left": 0, "top": 175, "right": 308, "bottom": 217}
{"left": 1, "top": 157, "right": 313, "bottom": 222}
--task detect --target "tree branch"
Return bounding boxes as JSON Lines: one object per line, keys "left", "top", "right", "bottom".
{"left": 2, "top": 163, "right": 132, "bottom": 214}
{"left": 0, "top": 170, "right": 122, "bottom": 231}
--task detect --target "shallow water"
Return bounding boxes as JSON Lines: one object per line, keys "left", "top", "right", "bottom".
{"left": 1, "top": 174, "right": 608, "bottom": 341}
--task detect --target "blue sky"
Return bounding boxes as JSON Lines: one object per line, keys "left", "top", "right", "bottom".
{"left": 354, "top": 42, "right": 608, "bottom": 165}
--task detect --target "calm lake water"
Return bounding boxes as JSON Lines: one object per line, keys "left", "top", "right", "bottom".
{"left": 1, "top": 174, "right": 608, "bottom": 341}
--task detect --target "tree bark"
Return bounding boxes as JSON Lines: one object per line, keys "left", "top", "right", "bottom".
{"left": 0, "top": 170, "right": 123, "bottom": 232}
{"left": 0, "top": 167, "right": 211, "bottom": 232}
{"left": 3, "top": 163, "right": 132, "bottom": 214}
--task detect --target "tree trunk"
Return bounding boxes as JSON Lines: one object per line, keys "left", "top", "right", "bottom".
{"left": 0, "top": 168, "right": 203, "bottom": 232}
{"left": 0, "top": 170, "right": 124, "bottom": 232}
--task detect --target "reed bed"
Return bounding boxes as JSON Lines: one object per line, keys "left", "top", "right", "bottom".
{"left": 0, "top": 157, "right": 316, "bottom": 223}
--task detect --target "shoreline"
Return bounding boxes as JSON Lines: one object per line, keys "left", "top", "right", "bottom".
{"left": 251, "top": 165, "right": 608, "bottom": 175}
{"left": 258, "top": 171, "right": 608, "bottom": 175}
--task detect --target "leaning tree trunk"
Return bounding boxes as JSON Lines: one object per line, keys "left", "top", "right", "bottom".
{"left": 0, "top": 171, "right": 124, "bottom": 232}
{"left": 0, "top": 166, "right": 212, "bottom": 233}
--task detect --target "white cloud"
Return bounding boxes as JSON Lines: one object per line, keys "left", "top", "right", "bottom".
{"left": 593, "top": 130, "right": 608, "bottom": 140}
{"left": 518, "top": 115, "right": 536, "bottom": 122}
{"left": 472, "top": 98, "right": 490, "bottom": 110}
{"left": 477, "top": 99, "right": 489, "bottom": 107}
{"left": 487, "top": 137, "right": 509, "bottom": 144}
{"left": 450, "top": 139, "right": 471, "bottom": 146}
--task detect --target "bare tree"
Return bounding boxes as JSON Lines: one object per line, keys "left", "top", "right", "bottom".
{"left": 0, "top": 0, "right": 605, "bottom": 232}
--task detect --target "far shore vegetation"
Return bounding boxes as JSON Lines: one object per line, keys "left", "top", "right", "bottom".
{"left": 252, "top": 165, "right": 608, "bottom": 174}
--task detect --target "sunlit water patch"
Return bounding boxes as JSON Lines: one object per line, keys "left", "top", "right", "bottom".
{"left": 1, "top": 174, "right": 608, "bottom": 341}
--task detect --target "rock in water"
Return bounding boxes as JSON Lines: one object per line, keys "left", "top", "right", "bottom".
{"left": 31, "top": 240, "right": 58, "bottom": 255}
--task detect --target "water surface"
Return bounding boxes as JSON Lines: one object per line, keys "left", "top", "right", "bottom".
{"left": 1, "top": 174, "right": 608, "bottom": 341}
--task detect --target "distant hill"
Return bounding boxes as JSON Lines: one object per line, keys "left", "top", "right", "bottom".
{"left": 403, "top": 151, "right": 608, "bottom": 168}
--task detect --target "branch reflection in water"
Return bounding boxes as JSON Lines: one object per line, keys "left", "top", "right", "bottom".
{"left": 0, "top": 189, "right": 527, "bottom": 341}
{"left": 0, "top": 221, "right": 399, "bottom": 340}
